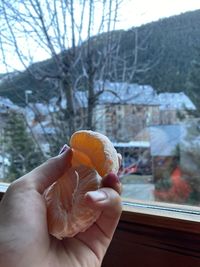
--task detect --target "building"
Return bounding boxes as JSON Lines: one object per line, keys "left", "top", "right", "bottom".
{"left": 77, "top": 81, "right": 195, "bottom": 143}
{"left": 149, "top": 124, "right": 185, "bottom": 181}
{"left": 76, "top": 81, "right": 160, "bottom": 142}
{"left": 0, "top": 97, "right": 23, "bottom": 179}
{"left": 0, "top": 81, "right": 196, "bottom": 164}
{"left": 158, "top": 92, "right": 196, "bottom": 124}
{"left": 32, "top": 81, "right": 194, "bottom": 145}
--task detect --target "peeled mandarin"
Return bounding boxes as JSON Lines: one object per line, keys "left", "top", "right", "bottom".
{"left": 44, "top": 130, "right": 119, "bottom": 239}
{"left": 70, "top": 130, "right": 119, "bottom": 176}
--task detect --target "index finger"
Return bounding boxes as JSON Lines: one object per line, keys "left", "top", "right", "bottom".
{"left": 18, "top": 148, "right": 72, "bottom": 194}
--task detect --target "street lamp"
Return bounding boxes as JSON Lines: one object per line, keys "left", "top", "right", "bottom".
{"left": 25, "top": 90, "right": 32, "bottom": 105}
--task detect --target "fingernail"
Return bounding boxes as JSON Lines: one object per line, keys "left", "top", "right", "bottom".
{"left": 59, "top": 144, "right": 69, "bottom": 155}
{"left": 86, "top": 190, "right": 107, "bottom": 202}
{"left": 106, "top": 173, "right": 120, "bottom": 184}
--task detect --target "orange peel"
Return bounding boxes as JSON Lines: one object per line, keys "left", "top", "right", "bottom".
{"left": 44, "top": 130, "right": 120, "bottom": 239}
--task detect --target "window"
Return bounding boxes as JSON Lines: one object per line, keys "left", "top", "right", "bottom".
{"left": 1, "top": 0, "right": 200, "bottom": 224}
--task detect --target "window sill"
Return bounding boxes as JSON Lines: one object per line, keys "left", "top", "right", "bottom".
{"left": 122, "top": 198, "right": 200, "bottom": 234}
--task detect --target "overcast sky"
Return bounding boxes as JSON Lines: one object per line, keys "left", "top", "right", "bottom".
{"left": 0, "top": 0, "right": 200, "bottom": 73}
{"left": 118, "top": 0, "right": 200, "bottom": 29}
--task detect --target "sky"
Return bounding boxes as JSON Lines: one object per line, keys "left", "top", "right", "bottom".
{"left": 118, "top": 0, "right": 200, "bottom": 29}
{"left": 0, "top": 0, "right": 200, "bottom": 73}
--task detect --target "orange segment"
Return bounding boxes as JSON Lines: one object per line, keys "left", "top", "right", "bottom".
{"left": 70, "top": 130, "right": 119, "bottom": 177}
{"left": 71, "top": 149, "right": 94, "bottom": 169}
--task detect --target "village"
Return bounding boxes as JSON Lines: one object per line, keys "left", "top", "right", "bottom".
{"left": 0, "top": 81, "right": 199, "bottom": 203}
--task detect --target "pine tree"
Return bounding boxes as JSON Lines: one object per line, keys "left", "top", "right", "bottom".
{"left": 180, "top": 119, "right": 200, "bottom": 205}
{"left": 187, "top": 49, "right": 200, "bottom": 113}
{"left": 4, "top": 110, "right": 44, "bottom": 181}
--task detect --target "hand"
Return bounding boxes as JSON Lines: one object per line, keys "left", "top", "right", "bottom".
{"left": 0, "top": 148, "right": 122, "bottom": 267}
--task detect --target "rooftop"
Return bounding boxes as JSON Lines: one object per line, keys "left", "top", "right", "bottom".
{"left": 158, "top": 92, "right": 196, "bottom": 110}
{"left": 75, "top": 81, "right": 196, "bottom": 110}
{"left": 149, "top": 124, "right": 186, "bottom": 157}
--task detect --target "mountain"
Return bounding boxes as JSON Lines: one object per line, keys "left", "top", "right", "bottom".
{"left": 0, "top": 9, "right": 200, "bottom": 105}
{"left": 136, "top": 9, "right": 200, "bottom": 92}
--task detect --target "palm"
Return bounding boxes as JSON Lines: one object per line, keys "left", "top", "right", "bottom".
{"left": 50, "top": 237, "right": 100, "bottom": 267}
{"left": 39, "top": 190, "right": 117, "bottom": 267}
{"left": 31, "top": 192, "right": 106, "bottom": 267}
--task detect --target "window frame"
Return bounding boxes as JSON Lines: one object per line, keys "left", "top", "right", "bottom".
{"left": 122, "top": 198, "right": 200, "bottom": 234}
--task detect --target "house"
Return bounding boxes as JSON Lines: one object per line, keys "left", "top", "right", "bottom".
{"left": 0, "top": 96, "right": 22, "bottom": 124}
{"left": 29, "top": 81, "right": 194, "bottom": 146}
{"left": 77, "top": 81, "right": 195, "bottom": 143}
{"left": 76, "top": 81, "right": 160, "bottom": 142}
{"left": 158, "top": 92, "right": 196, "bottom": 124}
{"left": 25, "top": 102, "right": 58, "bottom": 154}
{"left": 149, "top": 124, "right": 186, "bottom": 182}
{"left": 0, "top": 81, "right": 196, "bottom": 163}
{"left": 0, "top": 97, "right": 23, "bottom": 157}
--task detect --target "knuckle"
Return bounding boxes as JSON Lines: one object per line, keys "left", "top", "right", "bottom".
{"left": 46, "top": 156, "right": 58, "bottom": 165}
{"left": 7, "top": 177, "right": 31, "bottom": 193}
{"left": 45, "top": 156, "right": 62, "bottom": 171}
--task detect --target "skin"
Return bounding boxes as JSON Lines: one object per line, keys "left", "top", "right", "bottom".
{"left": 0, "top": 147, "right": 122, "bottom": 267}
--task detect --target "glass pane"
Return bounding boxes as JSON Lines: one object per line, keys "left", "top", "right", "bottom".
{"left": 0, "top": 0, "right": 200, "bottom": 210}
{"left": 118, "top": 120, "right": 200, "bottom": 206}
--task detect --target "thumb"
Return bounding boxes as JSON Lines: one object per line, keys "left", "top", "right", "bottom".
{"left": 19, "top": 146, "right": 72, "bottom": 194}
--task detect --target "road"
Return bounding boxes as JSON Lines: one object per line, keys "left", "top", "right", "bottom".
{"left": 122, "top": 183, "right": 155, "bottom": 201}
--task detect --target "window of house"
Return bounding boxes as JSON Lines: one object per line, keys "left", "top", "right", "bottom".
{"left": 1, "top": 0, "right": 200, "bottom": 224}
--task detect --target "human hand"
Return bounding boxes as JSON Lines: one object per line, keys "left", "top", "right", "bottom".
{"left": 0, "top": 147, "right": 122, "bottom": 267}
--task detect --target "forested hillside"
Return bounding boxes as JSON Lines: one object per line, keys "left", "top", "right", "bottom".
{"left": 137, "top": 9, "right": 200, "bottom": 92}
{"left": 0, "top": 9, "right": 200, "bottom": 105}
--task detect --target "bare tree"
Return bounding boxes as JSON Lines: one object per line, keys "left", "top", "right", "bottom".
{"left": 0, "top": 0, "right": 152, "bottom": 156}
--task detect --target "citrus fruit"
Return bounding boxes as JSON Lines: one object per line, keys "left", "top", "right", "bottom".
{"left": 70, "top": 130, "right": 119, "bottom": 176}
{"left": 44, "top": 130, "right": 120, "bottom": 239}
